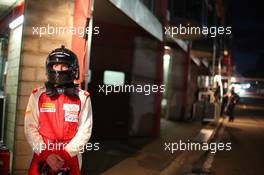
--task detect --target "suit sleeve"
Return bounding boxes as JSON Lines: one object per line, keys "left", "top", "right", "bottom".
{"left": 65, "top": 96, "right": 93, "bottom": 157}
{"left": 24, "top": 92, "right": 46, "bottom": 155}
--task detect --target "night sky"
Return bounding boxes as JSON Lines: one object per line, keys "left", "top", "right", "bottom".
{"left": 228, "top": 0, "right": 264, "bottom": 77}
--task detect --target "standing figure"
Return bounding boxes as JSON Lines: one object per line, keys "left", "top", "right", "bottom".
{"left": 220, "top": 89, "right": 228, "bottom": 116}
{"left": 226, "top": 87, "right": 240, "bottom": 122}
{"left": 24, "top": 46, "right": 93, "bottom": 175}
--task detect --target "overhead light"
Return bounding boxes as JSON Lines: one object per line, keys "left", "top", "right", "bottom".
{"left": 242, "top": 83, "right": 250, "bottom": 89}
{"left": 230, "top": 77, "right": 236, "bottom": 82}
{"left": 9, "top": 15, "right": 24, "bottom": 29}
{"left": 164, "top": 46, "right": 171, "bottom": 50}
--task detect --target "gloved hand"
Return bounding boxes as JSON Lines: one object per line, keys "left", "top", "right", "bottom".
{"left": 46, "top": 154, "right": 65, "bottom": 172}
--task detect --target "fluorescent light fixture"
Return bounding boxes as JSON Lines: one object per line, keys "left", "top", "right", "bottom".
{"left": 164, "top": 46, "right": 171, "bottom": 50}
{"left": 241, "top": 83, "right": 250, "bottom": 89}
{"left": 245, "top": 83, "right": 251, "bottom": 89}
{"left": 103, "top": 70, "right": 125, "bottom": 86}
{"left": 163, "top": 54, "right": 171, "bottom": 60}
{"left": 9, "top": 15, "right": 24, "bottom": 29}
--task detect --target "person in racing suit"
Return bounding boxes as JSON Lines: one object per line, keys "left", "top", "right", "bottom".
{"left": 24, "top": 45, "right": 93, "bottom": 175}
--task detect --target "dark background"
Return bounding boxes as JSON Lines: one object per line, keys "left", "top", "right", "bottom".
{"left": 228, "top": 0, "right": 264, "bottom": 77}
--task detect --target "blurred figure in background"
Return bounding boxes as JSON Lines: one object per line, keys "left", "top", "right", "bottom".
{"left": 226, "top": 87, "right": 240, "bottom": 122}
{"left": 220, "top": 89, "right": 228, "bottom": 116}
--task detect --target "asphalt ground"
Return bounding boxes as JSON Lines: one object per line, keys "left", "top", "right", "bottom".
{"left": 196, "top": 97, "right": 264, "bottom": 175}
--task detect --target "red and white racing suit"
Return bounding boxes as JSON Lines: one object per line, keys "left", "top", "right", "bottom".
{"left": 24, "top": 86, "right": 93, "bottom": 175}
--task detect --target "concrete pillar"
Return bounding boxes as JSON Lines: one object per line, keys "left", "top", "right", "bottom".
{"left": 129, "top": 37, "right": 159, "bottom": 136}
{"left": 166, "top": 48, "right": 186, "bottom": 120}
{"left": 4, "top": 25, "right": 23, "bottom": 172}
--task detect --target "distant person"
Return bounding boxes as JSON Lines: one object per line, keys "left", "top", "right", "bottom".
{"left": 220, "top": 89, "right": 228, "bottom": 116}
{"left": 226, "top": 87, "right": 240, "bottom": 122}
{"left": 214, "top": 82, "right": 221, "bottom": 102}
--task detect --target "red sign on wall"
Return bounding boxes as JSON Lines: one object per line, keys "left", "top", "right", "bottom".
{"left": 71, "top": 0, "right": 92, "bottom": 84}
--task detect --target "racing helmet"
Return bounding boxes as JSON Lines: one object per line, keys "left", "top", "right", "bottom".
{"left": 46, "top": 45, "right": 79, "bottom": 85}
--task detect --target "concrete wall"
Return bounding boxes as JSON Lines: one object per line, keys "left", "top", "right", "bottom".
{"left": 129, "top": 36, "right": 159, "bottom": 136}
{"left": 0, "top": 38, "right": 8, "bottom": 90}
{"left": 4, "top": 0, "right": 75, "bottom": 174}
{"left": 186, "top": 62, "right": 200, "bottom": 118}
{"left": 186, "top": 62, "right": 211, "bottom": 120}
{"left": 88, "top": 21, "right": 134, "bottom": 138}
{"left": 165, "top": 48, "right": 186, "bottom": 120}
{"left": 89, "top": 19, "right": 162, "bottom": 137}
{"left": 165, "top": 49, "right": 209, "bottom": 121}
{"left": 109, "top": 0, "right": 163, "bottom": 41}
{"left": 4, "top": 25, "right": 23, "bottom": 165}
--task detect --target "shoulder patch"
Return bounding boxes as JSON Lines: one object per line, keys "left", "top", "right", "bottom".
{"left": 84, "top": 91, "right": 90, "bottom": 97}
{"left": 25, "top": 109, "right": 32, "bottom": 116}
{"left": 32, "top": 88, "right": 38, "bottom": 94}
